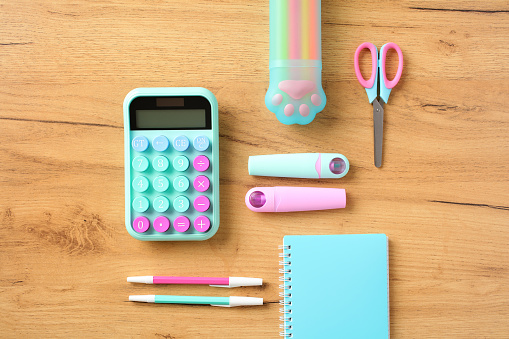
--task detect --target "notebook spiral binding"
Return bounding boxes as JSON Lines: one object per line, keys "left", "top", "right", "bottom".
{"left": 278, "top": 244, "right": 293, "bottom": 337}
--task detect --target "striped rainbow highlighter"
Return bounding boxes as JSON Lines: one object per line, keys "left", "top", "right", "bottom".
{"left": 265, "top": 0, "right": 326, "bottom": 125}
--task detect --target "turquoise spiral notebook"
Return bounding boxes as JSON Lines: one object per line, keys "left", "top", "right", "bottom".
{"left": 279, "top": 234, "right": 389, "bottom": 338}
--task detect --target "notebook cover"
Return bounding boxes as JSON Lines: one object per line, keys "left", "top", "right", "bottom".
{"left": 281, "top": 234, "right": 389, "bottom": 338}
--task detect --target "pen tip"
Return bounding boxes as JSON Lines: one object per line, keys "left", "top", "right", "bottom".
{"left": 129, "top": 295, "right": 155, "bottom": 303}
{"left": 127, "top": 276, "right": 152, "bottom": 284}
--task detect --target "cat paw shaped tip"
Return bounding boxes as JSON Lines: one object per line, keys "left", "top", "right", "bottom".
{"left": 265, "top": 79, "right": 326, "bottom": 125}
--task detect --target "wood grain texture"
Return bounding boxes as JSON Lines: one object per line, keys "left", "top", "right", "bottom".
{"left": 0, "top": 0, "right": 508, "bottom": 338}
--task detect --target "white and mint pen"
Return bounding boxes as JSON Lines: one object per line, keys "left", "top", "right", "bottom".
{"left": 129, "top": 295, "right": 263, "bottom": 307}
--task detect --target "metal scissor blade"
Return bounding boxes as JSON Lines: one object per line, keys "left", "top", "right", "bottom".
{"left": 373, "top": 99, "right": 384, "bottom": 168}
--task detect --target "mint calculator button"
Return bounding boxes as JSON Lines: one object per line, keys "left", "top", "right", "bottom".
{"left": 152, "top": 135, "right": 169, "bottom": 152}
{"left": 153, "top": 196, "right": 170, "bottom": 213}
{"left": 173, "top": 156, "right": 189, "bottom": 172}
{"left": 173, "top": 196, "right": 190, "bottom": 212}
{"left": 132, "top": 136, "right": 149, "bottom": 152}
{"left": 193, "top": 136, "right": 210, "bottom": 151}
{"left": 132, "top": 156, "right": 149, "bottom": 172}
{"left": 153, "top": 176, "right": 170, "bottom": 192}
{"left": 153, "top": 156, "right": 170, "bottom": 171}
{"left": 132, "top": 176, "right": 149, "bottom": 192}
{"left": 132, "top": 196, "right": 149, "bottom": 212}
{"left": 173, "top": 176, "right": 190, "bottom": 192}
{"left": 173, "top": 135, "right": 190, "bottom": 152}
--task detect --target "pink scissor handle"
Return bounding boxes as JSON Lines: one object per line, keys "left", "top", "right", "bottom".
{"left": 380, "top": 42, "right": 403, "bottom": 89}
{"left": 354, "top": 42, "right": 378, "bottom": 89}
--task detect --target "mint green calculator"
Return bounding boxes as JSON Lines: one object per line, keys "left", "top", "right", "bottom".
{"left": 124, "top": 88, "right": 219, "bottom": 241}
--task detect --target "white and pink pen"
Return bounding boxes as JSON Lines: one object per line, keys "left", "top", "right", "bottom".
{"left": 127, "top": 276, "right": 263, "bottom": 288}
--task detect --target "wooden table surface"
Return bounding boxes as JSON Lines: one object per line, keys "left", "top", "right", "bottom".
{"left": 1, "top": 0, "right": 508, "bottom": 338}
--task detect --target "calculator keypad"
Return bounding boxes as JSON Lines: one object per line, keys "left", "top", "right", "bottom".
{"left": 129, "top": 133, "right": 214, "bottom": 237}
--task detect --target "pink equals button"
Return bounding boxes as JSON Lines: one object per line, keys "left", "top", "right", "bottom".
{"left": 193, "top": 155, "right": 210, "bottom": 172}
{"left": 173, "top": 216, "right": 190, "bottom": 232}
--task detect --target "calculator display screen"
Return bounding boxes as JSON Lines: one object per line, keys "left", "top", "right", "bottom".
{"left": 129, "top": 96, "right": 212, "bottom": 130}
{"left": 136, "top": 109, "right": 206, "bottom": 129}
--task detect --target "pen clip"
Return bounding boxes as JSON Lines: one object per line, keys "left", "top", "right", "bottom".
{"left": 209, "top": 284, "right": 232, "bottom": 288}
{"left": 211, "top": 304, "right": 233, "bottom": 307}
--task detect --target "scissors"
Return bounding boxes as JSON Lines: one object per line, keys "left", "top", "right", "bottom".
{"left": 354, "top": 42, "right": 403, "bottom": 167}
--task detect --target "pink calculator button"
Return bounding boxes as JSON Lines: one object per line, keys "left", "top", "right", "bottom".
{"left": 153, "top": 216, "right": 170, "bottom": 233}
{"left": 193, "top": 175, "right": 210, "bottom": 192}
{"left": 133, "top": 216, "right": 150, "bottom": 233}
{"left": 194, "top": 216, "right": 211, "bottom": 232}
{"left": 194, "top": 195, "right": 210, "bottom": 212}
{"left": 193, "top": 155, "right": 210, "bottom": 172}
{"left": 173, "top": 216, "right": 190, "bottom": 232}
